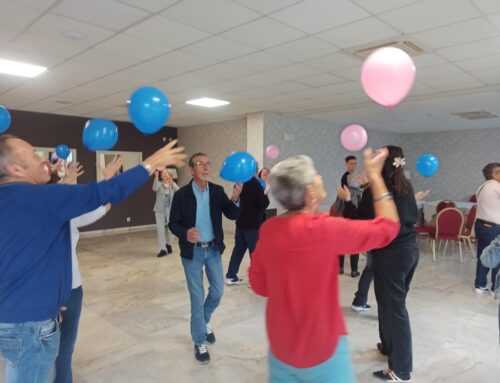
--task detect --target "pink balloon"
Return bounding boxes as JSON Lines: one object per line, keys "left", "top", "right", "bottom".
{"left": 341, "top": 124, "right": 368, "bottom": 152}
{"left": 265, "top": 145, "right": 280, "bottom": 161}
{"left": 361, "top": 47, "right": 416, "bottom": 109}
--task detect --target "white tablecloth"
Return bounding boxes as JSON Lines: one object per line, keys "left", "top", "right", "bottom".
{"left": 417, "top": 200, "right": 476, "bottom": 223}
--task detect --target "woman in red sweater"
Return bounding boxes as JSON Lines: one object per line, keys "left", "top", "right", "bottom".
{"left": 249, "top": 148, "right": 400, "bottom": 383}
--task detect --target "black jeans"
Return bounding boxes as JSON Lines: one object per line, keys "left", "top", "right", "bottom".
{"left": 474, "top": 219, "right": 500, "bottom": 289}
{"left": 339, "top": 254, "right": 359, "bottom": 272}
{"left": 352, "top": 253, "right": 373, "bottom": 306}
{"left": 226, "top": 229, "right": 259, "bottom": 279}
{"left": 373, "top": 240, "right": 419, "bottom": 375}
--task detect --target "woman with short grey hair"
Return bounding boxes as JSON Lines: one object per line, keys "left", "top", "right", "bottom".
{"left": 250, "top": 150, "right": 400, "bottom": 383}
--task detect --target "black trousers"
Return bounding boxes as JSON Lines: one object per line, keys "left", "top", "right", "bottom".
{"left": 339, "top": 254, "right": 359, "bottom": 272}
{"left": 372, "top": 240, "right": 419, "bottom": 374}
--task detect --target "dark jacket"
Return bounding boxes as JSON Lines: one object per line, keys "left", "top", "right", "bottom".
{"left": 169, "top": 179, "right": 240, "bottom": 259}
{"left": 236, "top": 177, "right": 270, "bottom": 230}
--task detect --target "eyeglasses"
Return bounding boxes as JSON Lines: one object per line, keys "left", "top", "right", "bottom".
{"left": 193, "top": 161, "right": 211, "bottom": 168}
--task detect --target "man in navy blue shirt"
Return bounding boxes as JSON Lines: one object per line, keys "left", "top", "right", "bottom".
{"left": 0, "top": 134, "right": 185, "bottom": 383}
{"left": 169, "top": 152, "right": 241, "bottom": 365}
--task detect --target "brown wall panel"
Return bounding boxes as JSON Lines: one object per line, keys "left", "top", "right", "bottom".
{"left": 7, "top": 109, "right": 177, "bottom": 232}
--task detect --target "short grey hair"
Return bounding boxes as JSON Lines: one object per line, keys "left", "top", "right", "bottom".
{"left": 269, "top": 155, "right": 316, "bottom": 211}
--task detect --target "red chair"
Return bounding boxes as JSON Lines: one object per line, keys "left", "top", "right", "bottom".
{"left": 469, "top": 195, "right": 477, "bottom": 203}
{"left": 429, "top": 208, "right": 465, "bottom": 262}
{"left": 460, "top": 204, "right": 477, "bottom": 257}
{"left": 436, "top": 200, "right": 456, "bottom": 212}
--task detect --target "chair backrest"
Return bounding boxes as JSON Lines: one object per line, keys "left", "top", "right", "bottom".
{"left": 329, "top": 204, "right": 340, "bottom": 217}
{"left": 464, "top": 204, "right": 477, "bottom": 234}
{"left": 436, "top": 200, "right": 456, "bottom": 213}
{"left": 469, "top": 194, "right": 477, "bottom": 203}
{"left": 436, "top": 208, "right": 464, "bottom": 239}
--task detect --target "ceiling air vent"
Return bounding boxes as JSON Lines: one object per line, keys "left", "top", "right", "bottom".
{"left": 451, "top": 110, "right": 498, "bottom": 120}
{"left": 344, "top": 35, "right": 428, "bottom": 61}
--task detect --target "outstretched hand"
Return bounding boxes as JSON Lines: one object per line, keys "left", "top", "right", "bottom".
{"left": 101, "top": 155, "right": 123, "bottom": 180}
{"left": 363, "top": 147, "right": 388, "bottom": 181}
{"left": 336, "top": 185, "right": 351, "bottom": 201}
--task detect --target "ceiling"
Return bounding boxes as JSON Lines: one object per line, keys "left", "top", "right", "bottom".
{"left": 2, "top": 0, "right": 500, "bottom": 133}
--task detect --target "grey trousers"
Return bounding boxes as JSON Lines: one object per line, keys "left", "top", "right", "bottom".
{"left": 155, "top": 212, "right": 173, "bottom": 251}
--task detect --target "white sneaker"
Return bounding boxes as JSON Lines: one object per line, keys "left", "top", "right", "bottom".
{"left": 474, "top": 286, "right": 488, "bottom": 294}
{"left": 225, "top": 277, "right": 244, "bottom": 285}
{"left": 351, "top": 304, "right": 371, "bottom": 312}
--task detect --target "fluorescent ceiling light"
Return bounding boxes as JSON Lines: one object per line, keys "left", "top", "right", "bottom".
{"left": 0, "top": 58, "right": 47, "bottom": 78}
{"left": 186, "top": 97, "right": 230, "bottom": 108}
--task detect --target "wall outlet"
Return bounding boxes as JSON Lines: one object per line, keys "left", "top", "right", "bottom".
{"left": 162, "top": 137, "right": 167, "bottom": 142}
{"left": 126, "top": 217, "right": 131, "bottom": 222}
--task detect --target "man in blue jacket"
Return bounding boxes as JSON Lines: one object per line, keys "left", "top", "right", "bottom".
{"left": 0, "top": 134, "right": 185, "bottom": 383}
{"left": 169, "top": 152, "right": 241, "bottom": 365}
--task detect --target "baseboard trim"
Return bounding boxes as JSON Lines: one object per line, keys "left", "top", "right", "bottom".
{"left": 80, "top": 224, "right": 157, "bottom": 238}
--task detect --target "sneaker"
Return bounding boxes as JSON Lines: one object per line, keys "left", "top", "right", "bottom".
{"left": 474, "top": 286, "right": 488, "bottom": 294}
{"left": 166, "top": 244, "right": 173, "bottom": 254}
{"left": 206, "top": 323, "right": 216, "bottom": 344}
{"left": 339, "top": 268, "right": 344, "bottom": 275}
{"left": 351, "top": 303, "right": 371, "bottom": 312}
{"left": 351, "top": 270, "right": 360, "bottom": 278}
{"left": 377, "top": 342, "right": 389, "bottom": 356}
{"left": 156, "top": 250, "right": 167, "bottom": 258}
{"left": 225, "top": 277, "right": 244, "bottom": 285}
{"left": 194, "top": 343, "right": 210, "bottom": 365}
{"left": 373, "top": 369, "right": 411, "bottom": 382}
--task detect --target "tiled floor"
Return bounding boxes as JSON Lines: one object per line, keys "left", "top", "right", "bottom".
{"left": 2, "top": 230, "right": 499, "bottom": 382}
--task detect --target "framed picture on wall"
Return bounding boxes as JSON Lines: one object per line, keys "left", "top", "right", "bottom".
{"left": 96, "top": 150, "right": 143, "bottom": 181}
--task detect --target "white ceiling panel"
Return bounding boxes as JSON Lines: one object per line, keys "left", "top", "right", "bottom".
{"left": 420, "top": 73, "right": 485, "bottom": 91}
{"left": 52, "top": 0, "right": 150, "bottom": 31}
{"left": 379, "top": 0, "right": 480, "bottom": 34}
{"left": 96, "top": 34, "right": 171, "bottom": 60}
{"left": 267, "top": 37, "right": 340, "bottom": 62}
{"left": 455, "top": 53, "right": 500, "bottom": 72}
{"left": 305, "top": 53, "right": 361, "bottom": 72}
{"left": 0, "top": 2, "right": 43, "bottom": 31}
{"left": 412, "top": 18, "right": 498, "bottom": 49}
{"left": 316, "top": 17, "right": 401, "bottom": 49}
{"left": 162, "top": 0, "right": 260, "bottom": 33}
{"left": 437, "top": 37, "right": 500, "bottom": 61}
{"left": 155, "top": 73, "right": 220, "bottom": 94}
{"left": 221, "top": 17, "right": 305, "bottom": 49}
{"left": 352, "top": 0, "right": 423, "bottom": 15}
{"left": 0, "top": 26, "right": 20, "bottom": 46}
{"left": 411, "top": 53, "right": 448, "bottom": 68}
{"left": 231, "top": 0, "right": 302, "bottom": 15}
{"left": 27, "top": 14, "right": 115, "bottom": 47}
{"left": 472, "top": 0, "right": 500, "bottom": 14}
{"left": 182, "top": 36, "right": 257, "bottom": 61}
{"left": 271, "top": 0, "right": 369, "bottom": 34}
{"left": 125, "top": 15, "right": 209, "bottom": 48}
{"left": 194, "top": 64, "right": 253, "bottom": 81}
{"left": 295, "top": 73, "right": 346, "bottom": 87}
{"left": 71, "top": 49, "right": 143, "bottom": 71}
{"left": 227, "top": 51, "right": 292, "bottom": 72}
{"left": 116, "top": 0, "right": 180, "bottom": 13}
{"left": 416, "top": 63, "right": 465, "bottom": 80}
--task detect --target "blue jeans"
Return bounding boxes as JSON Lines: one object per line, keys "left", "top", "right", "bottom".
{"left": 181, "top": 247, "right": 224, "bottom": 345}
{"left": 226, "top": 228, "right": 259, "bottom": 279}
{"left": 352, "top": 253, "right": 373, "bottom": 306}
{"left": 55, "top": 286, "right": 83, "bottom": 383}
{"left": 0, "top": 318, "right": 60, "bottom": 383}
{"left": 268, "top": 336, "right": 356, "bottom": 383}
{"left": 475, "top": 220, "right": 500, "bottom": 289}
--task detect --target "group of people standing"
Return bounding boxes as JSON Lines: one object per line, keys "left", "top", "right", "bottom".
{"left": 1, "top": 130, "right": 499, "bottom": 383}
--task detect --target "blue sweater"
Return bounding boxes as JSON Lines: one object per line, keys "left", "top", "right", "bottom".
{"left": 0, "top": 165, "right": 149, "bottom": 323}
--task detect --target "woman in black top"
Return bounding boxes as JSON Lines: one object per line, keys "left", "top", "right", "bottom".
{"left": 343, "top": 146, "right": 419, "bottom": 382}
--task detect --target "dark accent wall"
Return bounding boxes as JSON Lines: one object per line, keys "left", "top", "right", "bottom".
{"left": 7, "top": 109, "right": 177, "bottom": 232}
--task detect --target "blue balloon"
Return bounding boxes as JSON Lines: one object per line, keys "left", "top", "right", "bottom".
{"left": 220, "top": 151, "right": 257, "bottom": 183}
{"left": 55, "top": 144, "right": 70, "bottom": 160}
{"left": 0, "top": 105, "right": 12, "bottom": 133}
{"left": 82, "top": 119, "right": 118, "bottom": 151}
{"left": 416, "top": 153, "right": 440, "bottom": 177}
{"left": 128, "top": 86, "right": 170, "bottom": 134}
{"left": 258, "top": 178, "right": 267, "bottom": 190}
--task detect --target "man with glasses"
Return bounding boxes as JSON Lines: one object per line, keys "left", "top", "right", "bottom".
{"left": 169, "top": 153, "right": 241, "bottom": 364}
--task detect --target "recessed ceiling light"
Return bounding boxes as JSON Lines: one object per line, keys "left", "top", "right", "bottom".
{"left": 186, "top": 98, "right": 230, "bottom": 108}
{"left": 61, "top": 30, "right": 86, "bottom": 41}
{"left": 0, "top": 58, "right": 47, "bottom": 78}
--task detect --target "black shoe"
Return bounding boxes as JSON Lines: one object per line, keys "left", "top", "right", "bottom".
{"left": 373, "top": 369, "right": 411, "bottom": 382}
{"left": 206, "top": 323, "right": 216, "bottom": 344}
{"left": 157, "top": 250, "right": 167, "bottom": 258}
{"left": 166, "top": 245, "right": 173, "bottom": 254}
{"left": 194, "top": 343, "right": 210, "bottom": 365}
{"left": 377, "top": 342, "right": 389, "bottom": 356}
{"left": 351, "top": 270, "right": 360, "bottom": 278}
{"left": 339, "top": 268, "right": 344, "bottom": 275}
